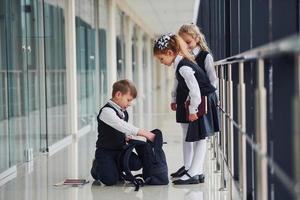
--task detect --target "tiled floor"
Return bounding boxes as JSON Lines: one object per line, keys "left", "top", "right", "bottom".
{"left": 0, "top": 110, "right": 237, "bottom": 200}
{"left": 0, "top": 85, "right": 239, "bottom": 200}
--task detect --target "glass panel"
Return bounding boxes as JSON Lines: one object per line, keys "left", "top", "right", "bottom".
{"left": 8, "top": 0, "right": 29, "bottom": 164}
{"left": 143, "top": 37, "right": 147, "bottom": 94}
{"left": 25, "top": 0, "right": 43, "bottom": 153}
{"left": 98, "top": 0, "right": 108, "bottom": 106}
{"left": 76, "top": 0, "right": 96, "bottom": 129}
{"left": 116, "top": 9, "right": 125, "bottom": 79}
{"left": 44, "top": 0, "right": 68, "bottom": 146}
{"left": 132, "top": 27, "right": 138, "bottom": 124}
{"left": 98, "top": 28, "right": 107, "bottom": 105}
{"left": 132, "top": 27, "right": 138, "bottom": 83}
{"left": 0, "top": 0, "right": 10, "bottom": 173}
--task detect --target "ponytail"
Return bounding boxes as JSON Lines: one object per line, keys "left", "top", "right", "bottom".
{"left": 174, "top": 35, "right": 195, "bottom": 63}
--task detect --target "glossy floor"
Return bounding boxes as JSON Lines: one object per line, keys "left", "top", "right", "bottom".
{"left": 0, "top": 110, "right": 239, "bottom": 200}
{"left": 0, "top": 84, "right": 239, "bottom": 200}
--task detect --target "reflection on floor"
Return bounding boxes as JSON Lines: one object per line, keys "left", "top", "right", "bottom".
{"left": 0, "top": 107, "right": 240, "bottom": 200}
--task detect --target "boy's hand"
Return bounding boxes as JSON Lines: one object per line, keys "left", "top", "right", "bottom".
{"left": 170, "top": 103, "right": 177, "bottom": 111}
{"left": 145, "top": 132, "right": 155, "bottom": 142}
{"left": 125, "top": 135, "right": 133, "bottom": 142}
{"left": 188, "top": 113, "right": 198, "bottom": 122}
{"left": 137, "top": 129, "right": 155, "bottom": 142}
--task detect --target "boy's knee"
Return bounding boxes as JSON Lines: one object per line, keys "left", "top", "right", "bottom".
{"left": 91, "top": 165, "right": 119, "bottom": 185}
{"left": 97, "top": 164, "right": 119, "bottom": 185}
{"left": 100, "top": 176, "right": 118, "bottom": 186}
{"left": 91, "top": 159, "right": 98, "bottom": 180}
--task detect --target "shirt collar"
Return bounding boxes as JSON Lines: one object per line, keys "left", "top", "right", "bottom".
{"left": 108, "top": 99, "right": 125, "bottom": 117}
{"left": 173, "top": 55, "right": 183, "bottom": 70}
{"left": 192, "top": 46, "right": 201, "bottom": 56}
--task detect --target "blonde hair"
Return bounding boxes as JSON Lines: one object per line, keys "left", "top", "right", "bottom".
{"left": 178, "top": 24, "right": 210, "bottom": 53}
{"left": 153, "top": 34, "right": 195, "bottom": 63}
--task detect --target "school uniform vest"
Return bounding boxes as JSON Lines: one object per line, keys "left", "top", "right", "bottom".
{"left": 175, "top": 58, "right": 215, "bottom": 106}
{"left": 195, "top": 51, "right": 209, "bottom": 73}
{"left": 175, "top": 58, "right": 215, "bottom": 123}
{"left": 96, "top": 103, "right": 129, "bottom": 150}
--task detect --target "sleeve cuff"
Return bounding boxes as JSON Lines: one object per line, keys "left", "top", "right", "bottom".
{"left": 131, "top": 127, "right": 139, "bottom": 135}
{"left": 189, "top": 106, "right": 198, "bottom": 114}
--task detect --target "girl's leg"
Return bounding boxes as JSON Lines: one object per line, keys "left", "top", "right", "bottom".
{"left": 179, "top": 139, "right": 207, "bottom": 180}
{"left": 181, "top": 123, "right": 194, "bottom": 169}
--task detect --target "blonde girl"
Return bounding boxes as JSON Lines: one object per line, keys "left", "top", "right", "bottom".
{"left": 178, "top": 24, "right": 218, "bottom": 90}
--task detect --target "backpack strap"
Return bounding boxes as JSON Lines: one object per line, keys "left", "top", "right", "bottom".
{"left": 119, "top": 140, "right": 146, "bottom": 191}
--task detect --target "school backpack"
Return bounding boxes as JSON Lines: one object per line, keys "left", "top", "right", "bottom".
{"left": 118, "top": 129, "right": 169, "bottom": 191}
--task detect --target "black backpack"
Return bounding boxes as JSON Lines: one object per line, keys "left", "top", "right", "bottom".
{"left": 119, "top": 129, "right": 169, "bottom": 191}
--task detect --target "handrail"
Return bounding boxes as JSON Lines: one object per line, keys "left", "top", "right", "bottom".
{"left": 217, "top": 105, "right": 300, "bottom": 198}
{"left": 215, "top": 34, "right": 300, "bottom": 66}
{"left": 213, "top": 34, "right": 300, "bottom": 199}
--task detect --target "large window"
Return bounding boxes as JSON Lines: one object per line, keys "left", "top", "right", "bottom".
{"left": 0, "top": 0, "right": 9, "bottom": 174}
{"left": 116, "top": 9, "right": 125, "bottom": 79}
{"left": 0, "top": 0, "right": 45, "bottom": 170}
{"left": 98, "top": 0, "right": 108, "bottom": 106}
{"left": 44, "top": 0, "right": 68, "bottom": 146}
{"left": 131, "top": 26, "right": 138, "bottom": 124}
{"left": 76, "top": 0, "right": 96, "bottom": 129}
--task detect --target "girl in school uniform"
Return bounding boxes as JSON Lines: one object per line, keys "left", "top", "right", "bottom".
{"left": 153, "top": 34, "right": 219, "bottom": 185}
{"left": 168, "top": 24, "right": 220, "bottom": 182}
{"left": 178, "top": 23, "right": 218, "bottom": 93}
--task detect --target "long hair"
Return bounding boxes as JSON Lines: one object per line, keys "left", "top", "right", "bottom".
{"left": 153, "top": 34, "right": 195, "bottom": 63}
{"left": 178, "top": 24, "right": 211, "bottom": 53}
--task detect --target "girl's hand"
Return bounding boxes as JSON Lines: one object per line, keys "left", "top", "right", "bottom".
{"left": 188, "top": 113, "right": 198, "bottom": 122}
{"left": 170, "top": 103, "right": 177, "bottom": 111}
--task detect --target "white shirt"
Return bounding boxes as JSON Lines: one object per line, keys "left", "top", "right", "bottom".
{"left": 192, "top": 47, "right": 218, "bottom": 89}
{"left": 171, "top": 55, "right": 201, "bottom": 114}
{"left": 99, "top": 100, "right": 139, "bottom": 136}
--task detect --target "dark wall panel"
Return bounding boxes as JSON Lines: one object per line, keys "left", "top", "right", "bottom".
{"left": 272, "top": 0, "right": 299, "bottom": 41}
{"left": 230, "top": 0, "right": 239, "bottom": 55}
{"left": 252, "top": 0, "right": 269, "bottom": 48}
{"left": 240, "top": 0, "right": 251, "bottom": 52}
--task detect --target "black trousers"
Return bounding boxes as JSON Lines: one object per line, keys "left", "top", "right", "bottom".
{"left": 91, "top": 148, "right": 141, "bottom": 185}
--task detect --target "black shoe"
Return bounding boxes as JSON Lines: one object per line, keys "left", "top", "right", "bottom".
{"left": 172, "top": 173, "right": 199, "bottom": 185}
{"left": 118, "top": 177, "right": 125, "bottom": 184}
{"left": 92, "top": 180, "right": 101, "bottom": 186}
{"left": 170, "top": 166, "right": 187, "bottom": 178}
{"left": 198, "top": 174, "right": 205, "bottom": 183}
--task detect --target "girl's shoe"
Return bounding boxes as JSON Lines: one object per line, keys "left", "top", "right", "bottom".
{"left": 198, "top": 174, "right": 205, "bottom": 183}
{"left": 170, "top": 166, "right": 187, "bottom": 178}
{"left": 172, "top": 172, "right": 199, "bottom": 185}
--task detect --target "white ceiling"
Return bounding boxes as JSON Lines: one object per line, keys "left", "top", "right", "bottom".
{"left": 123, "top": 0, "right": 199, "bottom": 36}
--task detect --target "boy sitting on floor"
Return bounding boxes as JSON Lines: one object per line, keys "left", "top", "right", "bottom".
{"left": 91, "top": 79, "right": 155, "bottom": 185}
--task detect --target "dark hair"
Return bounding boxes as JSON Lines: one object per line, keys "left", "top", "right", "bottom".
{"left": 112, "top": 79, "right": 137, "bottom": 98}
{"left": 153, "top": 34, "right": 195, "bottom": 63}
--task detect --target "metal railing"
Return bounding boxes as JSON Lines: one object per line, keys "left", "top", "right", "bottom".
{"left": 212, "top": 34, "right": 300, "bottom": 200}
